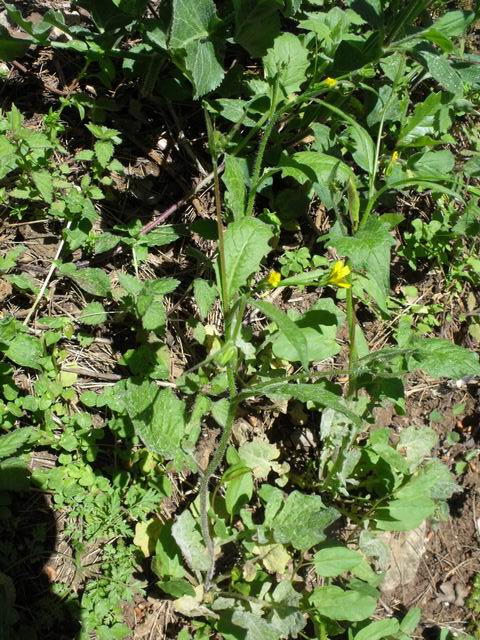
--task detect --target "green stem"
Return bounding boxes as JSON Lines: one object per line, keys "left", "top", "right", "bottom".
{"left": 345, "top": 281, "right": 357, "bottom": 398}
{"left": 199, "top": 393, "right": 237, "bottom": 589}
{"left": 204, "top": 107, "right": 229, "bottom": 310}
{"left": 245, "top": 80, "right": 279, "bottom": 217}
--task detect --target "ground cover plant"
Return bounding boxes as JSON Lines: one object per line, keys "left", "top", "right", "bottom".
{"left": 1, "top": 0, "right": 480, "bottom": 638}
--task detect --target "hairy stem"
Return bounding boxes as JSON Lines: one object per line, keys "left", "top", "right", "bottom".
{"left": 199, "top": 394, "right": 237, "bottom": 589}
{"left": 245, "top": 80, "right": 279, "bottom": 217}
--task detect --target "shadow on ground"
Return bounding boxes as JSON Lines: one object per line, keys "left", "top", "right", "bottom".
{"left": 0, "top": 462, "right": 81, "bottom": 640}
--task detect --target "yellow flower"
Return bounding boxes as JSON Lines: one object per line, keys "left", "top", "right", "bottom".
{"left": 324, "top": 77, "right": 337, "bottom": 88}
{"left": 266, "top": 270, "right": 282, "bottom": 288}
{"left": 327, "top": 260, "right": 351, "bottom": 288}
{"left": 391, "top": 150, "right": 399, "bottom": 163}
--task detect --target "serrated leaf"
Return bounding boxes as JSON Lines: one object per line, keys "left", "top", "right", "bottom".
{"left": 79, "top": 301, "right": 107, "bottom": 326}
{"left": 5, "top": 334, "right": 43, "bottom": 370}
{"left": 310, "top": 585, "right": 377, "bottom": 621}
{"left": 272, "top": 490, "right": 340, "bottom": 550}
{"left": 194, "top": 278, "right": 217, "bottom": 320}
{"left": 0, "top": 427, "right": 37, "bottom": 460}
{"left": 412, "top": 338, "right": 480, "bottom": 379}
{"left": 32, "top": 170, "right": 53, "bottom": 203}
{"left": 140, "top": 299, "right": 166, "bottom": 331}
{"left": 124, "top": 380, "right": 186, "bottom": 459}
{"left": 169, "top": 0, "right": 224, "bottom": 97}
{"left": 59, "top": 264, "right": 111, "bottom": 298}
{"left": 172, "top": 510, "right": 211, "bottom": 572}
{"left": 185, "top": 40, "right": 224, "bottom": 97}
{"left": 95, "top": 140, "right": 114, "bottom": 168}
{"left": 264, "top": 33, "right": 309, "bottom": 96}
{"left": 223, "top": 218, "right": 272, "bottom": 302}
{"left": 252, "top": 299, "right": 308, "bottom": 370}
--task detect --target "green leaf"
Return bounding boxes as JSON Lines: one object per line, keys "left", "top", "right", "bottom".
{"left": 171, "top": 510, "right": 211, "bottom": 572}
{"left": 272, "top": 490, "right": 340, "bottom": 550}
{"left": 310, "top": 586, "right": 377, "bottom": 621}
{"left": 0, "top": 136, "right": 19, "bottom": 179}
{"left": 252, "top": 299, "right": 308, "bottom": 370}
{"left": 280, "top": 151, "right": 355, "bottom": 210}
{"left": 32, "top": 170, "right": 53, "bottom": 203}
{"left": 264, "top": 33, "right": 309, "bottom": 96}
{"left": 0, "top": 427, "right": 37, "bottom": 460}
{"left": 420, "top": 51, "right": 463, "bottom": 95}
{"left": 268, "top": 580, "right": 306, "bottom": 638}
{"left": 429, "top": 10, "right": 474, "bottom": 37}
{"left": 376, "top": 494, "right": 435, "bottom": 531}
{"left": 152, "top": 521, "right": 185, "bottom": 579}
{"left": 5, "top": 334, "right": 43, "bottom": 370}
{"left": 400, "top": 607, "right": 422, "bottom": 634}
{"left": 59, "top": 264, "right": 111, "bottom": 298}
{"left": 184, "top": 40, "right": 224, "bottom": 98}
{"left": 157, "top": 578, "right": 196, "bottom": 598}
{"left": 193, "top": 278, "right": 217, "bottom": 320}
{"left": 169, "top": 0, "right": 224, "bottom": 97}
{"left": 313, "top": 546, "right": 363, "bottom": 577}
{"left": 408, "top": 149, "right": 455, "bottom": 176}
{"left": 348, "top": 124, "right": 376, "bottom": 175}
{"left": 231, "top": 610, "right": 281, "bottom": 640}
{"left": 0, "top": 25, "right": 32, "bottom": 61}
{"left": 412, "top": 338, "right": 480, "bottom": 379}
{"left": 262, "top": 382, "right": 362, "bottom": 427}
{"left": 140, "top": 225, "right": 183, "bottom": 247}
{"left": 225, "top": 466, "right": 253, "bottom": 515}
{"left": 79, "top": 301, "right": 107, "bottom": 326}
{"left": 95, "top": 140, "right": 115, "bottom": 168}
{"left": 271, "top": 298, "right": 343, "bottom": 364}
{"left": 124, "top": 380, "right": 186, "bottom": 459}
{"left": 329, "top": 218, "right": 395, "bottom": 310}
{"left": 223, "top": 154, "right": 249, "bottom": 219}
{"left": 353, "top": 618, "right": 400, "bottom": 640}
{"left": 233, "top": 0, "right": 282, "bottom": 57}
{"left": 140, "top": 299, "right": 166, "bottom": 331}
{"left": 397, "top": 92, "right": 443, "bottom": 146}
{"left": 223, "top": 218, "right": 273, "bottom": 302}
{"left": 6, "top": 273, "right": 39, "bottom": 295}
